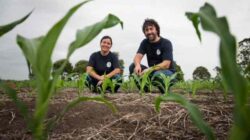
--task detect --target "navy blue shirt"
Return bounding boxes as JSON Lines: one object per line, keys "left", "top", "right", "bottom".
{"left": 137, "top": 37, "right": 175, "bottom": 72}
{"left": 88, "top": 51, "right": 120, "bottom": 75}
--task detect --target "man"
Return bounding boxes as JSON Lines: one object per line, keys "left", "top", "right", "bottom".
{"left": 129, "top": 18, "right": 175, "bottom": 93}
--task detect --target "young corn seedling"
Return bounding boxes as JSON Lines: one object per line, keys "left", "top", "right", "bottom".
{"left": 110, "top": 77, "right": 122, "bottom": 93}
{"left": 152, "top": 73, "right": 177, "bottom": 95}
{"left": 99, "top": 75, "right": 121, "bottom": 95}
{"left": 204, "top": 80, "right": 218, "bottom": 93}
{"left": 0, "top": 1, "right": 122, "bottom": 139}
{"left": 128, "top": 76, "right": 138, "bottom": 92}
{"left": 187, "top": 2, "right": 250, "bottom": 139}
{"left": 99, "top": 77, "right": 112, "bottom": 96}
{"left": 190, "top": 80, "right": 202, "bottom": 97}
{"left": 173, "top": 81, "right": 190, "bottom": 93}
{"left": 55, "top": 75, "right": 64, "bottom": 90}
{"left": 121, "top": 76, "right": 138, "bottom": 93}
{"left": 77, "top": 73, "right": 88, "bottom": 96}
{"left": 133, "top": 68, "right": 155, "bottom": 95}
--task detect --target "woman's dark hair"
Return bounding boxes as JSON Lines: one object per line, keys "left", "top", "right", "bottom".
{"left": 142, "top": 18, "right": 160, "bottom": 36}
{"left": 100, "top": 35, "right": 112, "bottom": 45}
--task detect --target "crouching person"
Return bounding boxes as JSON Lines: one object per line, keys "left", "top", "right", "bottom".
{"left": 129, "top": 19, "right": 176, "bottom": 93}
{"left": 85, "top": 36, "right": 122, "bottom": 93}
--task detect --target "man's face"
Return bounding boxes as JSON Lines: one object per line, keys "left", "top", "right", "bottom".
{"left": 144, "top": 25, "right": 159, "bottom": 42}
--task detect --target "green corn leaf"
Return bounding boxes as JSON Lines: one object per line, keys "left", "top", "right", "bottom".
{"left": 186, "top": 12, "right": 201, "bottom": 41}
{"left": 35, "top": 0, "right": 93, "bottom": 115}
{"left": 7, "top": 1, "right": 122, "bottom": 139}
{"left": 36, "top": 0, "right": 92, "bottom": 81}
{"left": 186, "top": 3, "right": 248, "bottom": 101}
{"left": 155, "top": 93, "right": 215, "bottom": 140}
{"left": 0, "top": 11, "right": 32, "bottom": 37}
{"left": 16, "top": 35, "right": 44, "bottom": 71}
{"left": 67, "top": 14, "right": 123, "bottom": 57}
{"left": 101, "top": 77, "right": 112, "bottom": 94}
{"left": 140, "top": 68, "right": 154, "bottom": 94}
{"left": 186, "top": 2, "right": 250, "bottom": 139}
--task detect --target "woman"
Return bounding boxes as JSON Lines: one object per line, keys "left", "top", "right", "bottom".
{"left": 86, "top": 36, "right": 122, "bottom": 93}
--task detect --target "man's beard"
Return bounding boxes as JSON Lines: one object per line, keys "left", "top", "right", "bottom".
{"left": 146, "top": 33, "right": 157, "bottom": 42}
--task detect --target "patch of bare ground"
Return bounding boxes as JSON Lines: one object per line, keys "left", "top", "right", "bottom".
{"left": 0, "top": 88, "right": 233, "bottom": 140}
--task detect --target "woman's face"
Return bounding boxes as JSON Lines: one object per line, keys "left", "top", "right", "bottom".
{"left": 100, "top": 38, "right": 112, "bottom": 52}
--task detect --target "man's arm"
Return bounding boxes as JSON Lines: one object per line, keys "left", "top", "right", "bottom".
{"left": 141, "top": 60, "right": 171, "bottom": 74}
{"left": 134, "top": 53, "right": 144, "bottom": 75}
{"left": 153, "top": 60, "right": 171, "bottom": 70}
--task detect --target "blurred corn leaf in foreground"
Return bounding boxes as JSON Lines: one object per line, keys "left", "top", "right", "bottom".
{"left": 3, "top": 0, "right": 123, "bottom": 139}
{"left": 0, "top": 11, "right": 32, "bottom": 37}
{"left": 186, "top": 2, "right": 249, "bottom": 140}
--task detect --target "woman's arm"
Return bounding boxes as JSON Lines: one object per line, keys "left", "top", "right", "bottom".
{"left": 106, "top": 68, "right": 121, "bottom": 78}
{"left": 86, "top": 66, "right": 103, "bottom": 81}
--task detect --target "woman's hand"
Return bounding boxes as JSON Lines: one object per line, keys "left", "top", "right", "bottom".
{"left": 97, "top": 80, "right": 103, "bottom": 86}
{"left": 99, "top": 75, "right": 105, "bottom": 81}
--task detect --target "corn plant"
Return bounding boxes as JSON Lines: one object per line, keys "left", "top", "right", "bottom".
{"left": 99, "top": 77, "right": 112, "bottom": 96}
{"left": 186, "top": 3, "right": 250, "bottom": 139}
{"left": 110, "top": 78, "right": 121, "bottom": 93}
{"left": 132, "top": 68, "right": 155, "bottom": 95}
{"left": 0, "top": 1, "right": 122, "bottom": 139}
{"left": 189, "top": 80, "right": 203, "bottom": 97}
{"left": 77, "top": 73, "right": 88, "bottom": 96}
{"left": 55, "top": 75, "right": 64, "bottom": 89}
{"left": 202, "top": 80, "right": 218, "bottom": 93}
{"left": 120, "top": 76, "right": 138, "bottom": 93}
{"left": 152, "top": 73, "right": 177, "bottom": 95}
{"left": 173, "top": 81, "right": 190, "bottom": 92}
{"left": 98, "top": 76, "right": 120, "bottom": 95}
{"left": 214, "top": 74, "right": 230, "bottom": 100}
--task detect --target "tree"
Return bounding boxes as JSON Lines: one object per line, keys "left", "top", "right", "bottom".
{"left": 73, "top": 60, "right": 88, "bottom": 74}
{"left": 237, "top": 38, "right": 250, "bottom": 80}
{"left": 213, "top": 66, "right": 222, "bottom": 81}
{"left": 192, "top": 66, "right": 211, "bottom": 80}
{"left": 174, "top": 61, "right": 184, "bottom": 81}
{"left": 53, "top": 59, "right": 73, "bottom": 74}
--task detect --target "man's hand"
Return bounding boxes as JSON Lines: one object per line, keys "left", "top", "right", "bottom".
{"left": 134, "top": 64, "right": 142, "bottom": 75}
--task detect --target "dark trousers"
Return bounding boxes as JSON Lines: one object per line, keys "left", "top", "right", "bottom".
{"left": 129, "top": 63, "right": 176, "bottom": 93}
{"left": 85, "top": 74, "right": 122, "bottom": 93}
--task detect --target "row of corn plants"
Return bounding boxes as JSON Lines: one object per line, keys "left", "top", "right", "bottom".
{"left": 5, "top": 73, "right": 224, "bottom": 95}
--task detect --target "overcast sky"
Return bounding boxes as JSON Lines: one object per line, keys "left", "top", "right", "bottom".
{"left": 0, "top": 0, "right": 249, "bottom": 80}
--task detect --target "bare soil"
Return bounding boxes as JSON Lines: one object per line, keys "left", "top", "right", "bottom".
{"left": 0, "top": 88, "right": 233, "bottom": 140}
